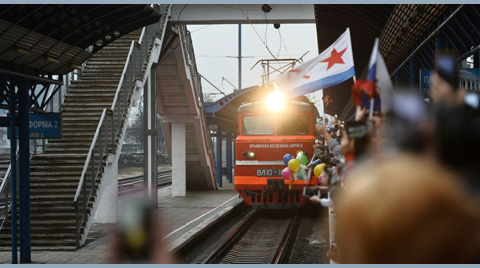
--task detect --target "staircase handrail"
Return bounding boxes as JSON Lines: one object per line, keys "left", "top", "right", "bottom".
{"left": 0, "top": 150, "right": 19, "bottom": 230}
{"left": 73, "top": 109, "right": 108, "bottom": 203}
{"left": 0, "top": 163, "right": 11, "bottom": 197}
{"left": 73, "top": 4, "right": 170, "bottom": 247}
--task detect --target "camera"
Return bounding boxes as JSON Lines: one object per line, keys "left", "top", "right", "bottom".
{"left": 346, "top": 120, "right": 373, "bottom": 140}
{"left": 303, "top": 187, "right": 320, "bottom": 198}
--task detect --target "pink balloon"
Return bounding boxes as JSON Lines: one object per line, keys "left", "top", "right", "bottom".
{"left": 282, "top": 167, "right": 292, "bottom": 180}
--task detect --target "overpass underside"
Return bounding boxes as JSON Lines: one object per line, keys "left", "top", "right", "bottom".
{"left": 157, "top": 25, "right": 217, "bottom": 194}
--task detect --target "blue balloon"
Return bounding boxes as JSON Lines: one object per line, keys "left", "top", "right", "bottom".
{"left": 283, "top": 154, "right": 294, "bottom": 166}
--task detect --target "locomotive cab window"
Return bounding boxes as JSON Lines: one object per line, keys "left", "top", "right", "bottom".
{"left": 243, "top": 116, "right": 274, "bottom": 135}
{"left": 277, "top": 115, "right": 310, "bottom": 135}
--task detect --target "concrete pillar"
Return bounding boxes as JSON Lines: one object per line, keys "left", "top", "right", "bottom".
{"left": 93, "top": 154, "right": 118, "bottom": 223}
{"left": 171, "top": 122, "right": 186, "bottom": 197}
{"left": 143, "top": 67, "right": 158, "bottom": 203}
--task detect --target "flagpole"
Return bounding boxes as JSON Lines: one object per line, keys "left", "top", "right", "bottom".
{"left": 369, "top": 98, "right": 374, "bottom": 118}
{"left": 353, "top": 75, "right": 357, "bottom": 84}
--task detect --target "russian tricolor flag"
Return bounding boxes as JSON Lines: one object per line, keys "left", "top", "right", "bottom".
{"left": 274, "top": 28, "right": 355, "bottom": 97}
{"left": 367, "top": 38, "right": 394, "bottom": 113}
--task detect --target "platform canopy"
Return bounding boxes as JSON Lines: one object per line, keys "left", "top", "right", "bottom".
{"left": 0, "top": 4, "right": 161, "bottom": 76}
{"left": 204, "top": 86, "right": 267, "bottom": 124}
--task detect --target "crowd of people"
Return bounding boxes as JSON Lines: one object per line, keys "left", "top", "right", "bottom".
{"left": 108, "top": 54, "right": 480, "bottom": 264}
{"left": 307, "top": 54, "right": 480, "bottom": 263}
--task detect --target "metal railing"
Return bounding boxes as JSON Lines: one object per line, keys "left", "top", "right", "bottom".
{"left": 178, "top": 26, "right": 203, "bottom": 99}
{"left": 73, "top": 4, "right": 170, "bottom": 248}
{"left": 0, "top": 152, "right": 18, "bottom": 230}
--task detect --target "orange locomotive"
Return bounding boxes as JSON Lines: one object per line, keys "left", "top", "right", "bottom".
{"left": 234, "top": 99, "right": 318, "bottom": 209}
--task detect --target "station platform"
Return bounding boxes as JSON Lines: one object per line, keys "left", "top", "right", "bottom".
{"left": 0, "top": 178, "right": 241, "bottom": 264}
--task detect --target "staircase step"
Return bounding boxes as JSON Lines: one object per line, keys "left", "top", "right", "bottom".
{"left": 68, "top": 84, "right": 118, "bottom": 90}
{"left": 79, "top": 77, "right": 121, "bottom": 82}
{"left": 30, "top": 171, "right": 82, "bottom": 177}
{"left": 62, "top": 119, "right": 102, "bottom": 124}
{"left": 32, "top": 154, "right": 88, "bottom": 159}
{"left": 30, "top": 166, "right": 84, "bottom": 171}
{"left": 62, "top": 112, "right": 103, "bottom": 118}
{"left": 1, "top": 223, "right": 76, "bottom": 231}
{"left": 62, "top": 107, "right": 109, "bottom": 112}
{"left": 44, "top": 142, "right": 92, "bottom": 147}
{"left": 45, "top": 149, "right": 90, "bottom": 154}
{"left": 58, "top": 130, "right": 96, "bottom": 135}
{"left": 31, "top": 182, "right": 80, "bottom": 188}
{"left": 30, "top": 177, "right": 82, "bottom": 182}
{"left": 48, "top": 138, "right": 95, "bottom": 143}
{"left": 0, "top": 233, "right": 76, "bottom": 240}
{"left": 64, "top": 96, "right": 115, "bottom": 102}
{"left": 62, "top": 102, "right": 112, "bottom": 107}
{"left": 9, "top": 211, "right": 77, "bottom": 220}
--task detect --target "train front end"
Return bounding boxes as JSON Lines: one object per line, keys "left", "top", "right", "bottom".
{"left": 234, "top": 99, "right": 316, "bottom": 209}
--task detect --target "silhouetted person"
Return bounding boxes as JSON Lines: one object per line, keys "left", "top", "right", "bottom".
{"left": 336, "top": 154, "right": 480, "bottom": 263}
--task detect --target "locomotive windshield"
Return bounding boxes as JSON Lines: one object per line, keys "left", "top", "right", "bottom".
{"left": 242, "top": 115, "right": 311, "bottom": 135}
{"left": 243, "top": 116, "right": 274, "bottom": 135}
{"left": 277, "top": 115, "right": 310, "bottom": 135}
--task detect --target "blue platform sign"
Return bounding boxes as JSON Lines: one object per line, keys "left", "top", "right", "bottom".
{"left": 8, "top": 113, "right": 62, "bottom": 139}
{"left": 420, "top": 69, "right": 433, "bottom": 98}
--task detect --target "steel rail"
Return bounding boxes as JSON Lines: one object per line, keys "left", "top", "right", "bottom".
{"left": 202, "top": 210, "right": 258, "bottom": 264}
{"left": 203, "top": 211, "right": 301, "bottom": 264}
{"left": 273, "top": 213, "right": 302, "bottom": 264}
{"left": 118, "top": 170, "right": 172, "bottom": 185}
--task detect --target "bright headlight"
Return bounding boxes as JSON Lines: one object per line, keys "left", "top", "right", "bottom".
{"left": 243, "top": 151, "right": 256, "bottom": 159}
{"left": 266, "top": 90, "right": 285, "bottom": 113}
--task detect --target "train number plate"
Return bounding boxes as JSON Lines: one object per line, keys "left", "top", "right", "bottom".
{"left": 256, "top": 169, "right": 283, "bottom": 177}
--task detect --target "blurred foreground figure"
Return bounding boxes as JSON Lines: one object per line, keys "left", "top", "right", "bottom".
{"left": 430, "top": 54, "right": 463, "bottom": 105}
{"left": 108, "top": 200, "right": 177, "bottom": 264}
{"left": 336, "top": 154, "right": 480, "bottom": 263}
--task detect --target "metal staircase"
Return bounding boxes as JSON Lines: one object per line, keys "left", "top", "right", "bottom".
{"left": 0, "top": 4, "right": 171, "bottom": 250}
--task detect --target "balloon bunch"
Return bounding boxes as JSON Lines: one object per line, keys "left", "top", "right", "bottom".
{"left": 281, "top": 152, "right": 312, "bottom": 189}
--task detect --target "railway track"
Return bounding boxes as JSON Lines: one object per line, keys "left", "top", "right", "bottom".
{"left": 118, "top": 170, "right": 172, "bottom": 196}
{"left": 203, "top": 211, "right": 302, "bottom": 264}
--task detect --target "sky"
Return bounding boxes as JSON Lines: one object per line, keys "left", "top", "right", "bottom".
{"left": 187, "top": 23, "right": 325, "bottom": 112}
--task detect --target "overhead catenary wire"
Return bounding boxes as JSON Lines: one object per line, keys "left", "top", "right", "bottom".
{"left": 199, "top": 73, "right": 227, "bottom": 97}
{"left": 278, "top": 29, "right": 292, "bottom": 58}
{"left": 196, "top": 54, "right": 306, "bottom": 58}
{"left": 238, "top": 8, "right": 278, "bottom": 60}
{"left": 191, "top": 24, "right": 212, "bottom": 33}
